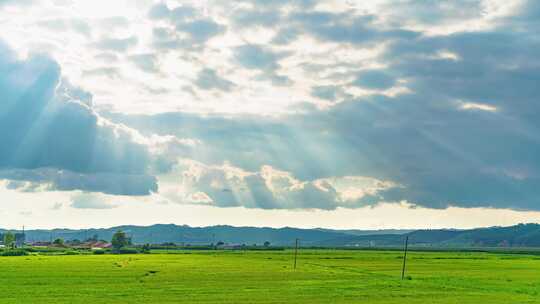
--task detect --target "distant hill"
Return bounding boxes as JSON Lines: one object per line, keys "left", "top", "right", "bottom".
{"left": 0, "top": 224, "right": 359, "bottom": 246}
{"left": 315, "top": 228, "right": 413, "bottom": 236}
{"left": 314, "top": 223, "right": 540, "bottom": 248}
{"left": 2, "top": 223, "right": 540, "bottom": 248}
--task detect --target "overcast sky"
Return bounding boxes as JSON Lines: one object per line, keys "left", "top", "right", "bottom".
{"left": 1, "top": 0, "right": 540, "bottom": 230}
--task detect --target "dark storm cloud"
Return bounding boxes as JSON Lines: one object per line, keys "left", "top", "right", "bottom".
{"left": 0, "top": 40, "right": 157, "bottom": 196}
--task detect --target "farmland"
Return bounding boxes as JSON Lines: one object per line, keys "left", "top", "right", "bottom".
{"left": 1, "top": 249, "right": 540, "bottom": 303}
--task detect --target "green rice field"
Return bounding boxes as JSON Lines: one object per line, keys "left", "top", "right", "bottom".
{"left": 1, "top": 249, "right": 539, "bottom": 303}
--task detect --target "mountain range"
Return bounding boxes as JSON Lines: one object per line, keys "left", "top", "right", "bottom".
{"left": 3, "top": 223, "right": 540, "bottom": 248}
{"left": 0, "top": 225, "right": 408, "bottom": 246}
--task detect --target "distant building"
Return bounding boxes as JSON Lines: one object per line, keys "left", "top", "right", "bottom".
{"left": 217, "top": 243, "right": 244, "bottom": 250}
{"left": 91, "top": 241, "right": 112, "bottom": 249}
{"left": 31, "top": 241, "right": 52, "bottom": 247}
{"left": 73, "top": 241, "right": 112, "bottom": 250}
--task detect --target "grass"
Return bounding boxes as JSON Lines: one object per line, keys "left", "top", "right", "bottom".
{"left": 0, "top": 249, "right": 539, "bottom": 303}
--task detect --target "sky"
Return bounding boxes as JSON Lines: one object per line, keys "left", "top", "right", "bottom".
{"left": 1, "top": 0, "right": 540, "bottom": 230}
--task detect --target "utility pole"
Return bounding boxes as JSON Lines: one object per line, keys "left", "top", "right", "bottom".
{"left": 401, "top": 236, "right": 409, "bottom": 280}
{"left": 293, "top": 238, "right": 299, "bottom": 270}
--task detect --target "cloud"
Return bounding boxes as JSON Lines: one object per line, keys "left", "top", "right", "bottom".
{"left": 3, "top": 0, "right": 540, "bottom": 214}
{"left": 148, "top": 3, "right": 224, "bottom": 49}
{"left": 378, "top": 0, "right": 487, "bottom": 26}
{"left": 108, "top": 30, "right": 540, "bottom": 211}
{"left": 234, "top": 44, "right": 292, "bottom": 85}
{"left": 352, "top": 70, "right": 396, "bottom": 90}
{"left": 0, "top": 168, "right": 157, "bottom": 196}
{"left": 83, "top": 67, "right": 121, "bottom": 79}
{"left": 93, "top": 0, "right": 540, "bottom": 211}
{"left": 460, "top": 102, "right": 497, "bottom": 112}
{"left": 148, "top": 2, "right": 170, "bottom": 19}
{"left": 37, "top": 18, "right": 91, "bottom": 36}
{"left": 176, "top": 19, "right": 226, "bottom": 43}
{"left": 195, "top": 68, "right": 235, "bottom": 92}
{"left": 234, "top": 44, "right": 286, "bottom": 71}
{"left": 0, "top": 40, "right": 157, "bottom": 196}
{"left": 51, "top": 202, "right": 64, "bottom": 210}
{"left": 0, "top": 0, "right": 36, "bottom": 7}
{"left": 236, "top": 0, "right": 316, "bottom": 9}
{"left": 311, "top": 85, "right": 341, "bottom": 101}
{"left": 231, "top": 9, "right": 281, "bottom": 27}
{"left": 70, "top": 193, "right": 117, "bottom": 209}
{"left": 281, "top": 11, "right": 419, "bottom": 45}
{"left": 148, "top": 2, "right": 195, "bottom": 21}
{"left": 94, "top": 53, "right": 119, "bottom": 63}
{"left": 92, "top": 36, "right": 138, "bottom": 52}
{"left": 384, "top": 33, "right": 540, "bottom": 115}
{"left": 129, "top": 53, "right": 159, "bottom": 73}
{"left": 166, "top": 160, "right": 394, "bottom": 210}
{"left": 151, "top": 27, "right": 186, "bottom": 50}
{"left": 98, "top": 16, "right": 130, "bottom": 30}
